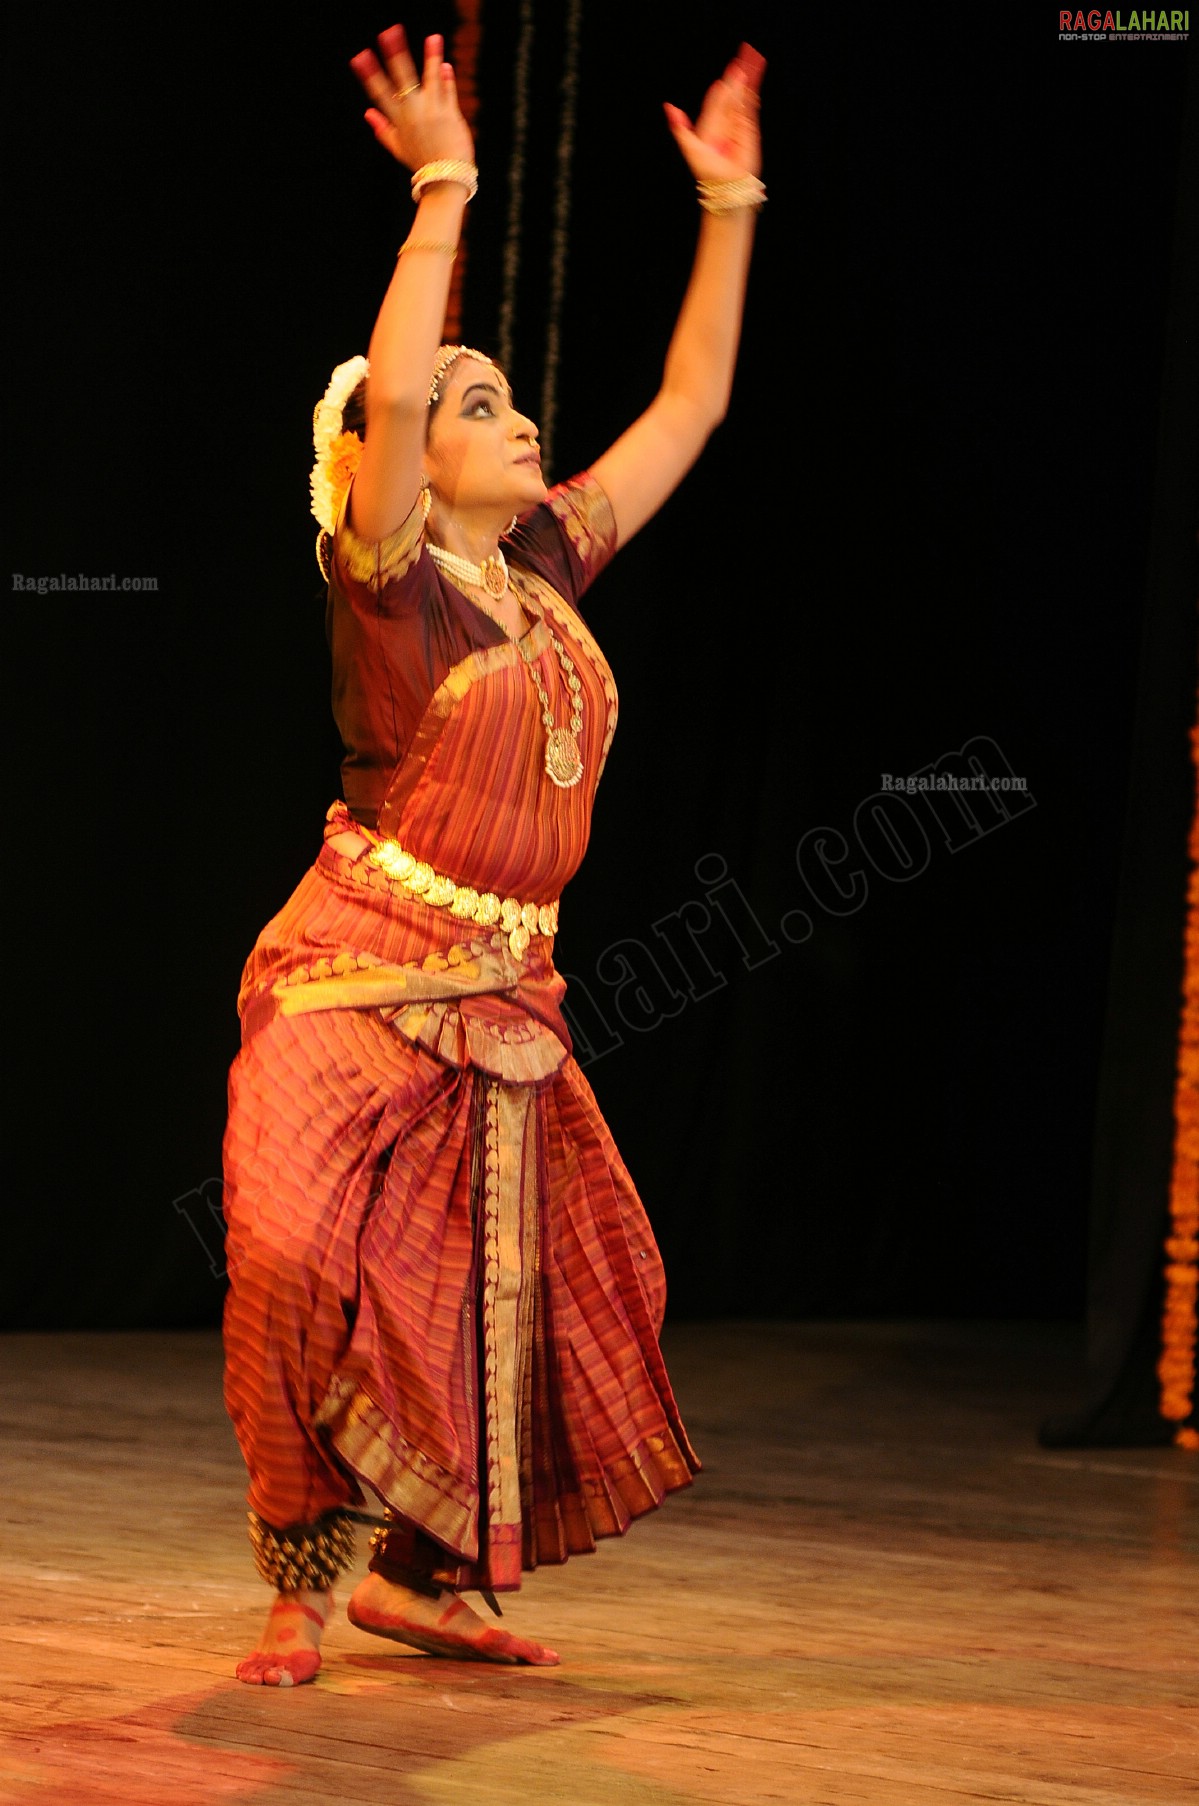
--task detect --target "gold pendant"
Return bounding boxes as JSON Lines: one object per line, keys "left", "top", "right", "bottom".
{"left": 481, "top": 556, "right": 507, "bottom": 598}
{"left": 544, "top": 727, "right": 584, "bottom": 789}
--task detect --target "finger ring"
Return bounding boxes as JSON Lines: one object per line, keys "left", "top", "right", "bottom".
{"left": 394, "top": 83, "right": 420, "bottom": 102}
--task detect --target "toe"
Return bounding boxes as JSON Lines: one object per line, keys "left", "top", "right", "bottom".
{"left": 236, "top": 1650, "right": 321, "bottom": 1686}
{"left": 480, "top": 1629, "right": 559, "bottom": 1666}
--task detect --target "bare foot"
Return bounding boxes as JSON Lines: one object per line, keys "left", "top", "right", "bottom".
{"left": 236, "top": 1587, "right": 333, "bottom": 1686}
{"left": 346, "top": 1572, "right": 559, "bottom": 1666}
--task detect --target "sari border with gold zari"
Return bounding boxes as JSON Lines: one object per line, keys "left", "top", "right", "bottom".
{"left": 317, "top": 1377, "right": 481, "bottom": 1562}
{"left": 376, "top": 629, "right": 551, "bottom": 837}
{"left": 478, "top": 1081, "right": 541, "bottom": 1589}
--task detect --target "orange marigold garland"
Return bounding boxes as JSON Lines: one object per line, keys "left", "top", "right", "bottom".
{"left": 326, "top": 431, "right": 365, "bottom": 504}
{"left": 1157, "top": 697, "right": 1199, "bottom": 1450}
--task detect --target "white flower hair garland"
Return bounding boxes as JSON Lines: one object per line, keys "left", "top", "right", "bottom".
{"left": 310, "top": 355, "right": 368, "bottom": 572}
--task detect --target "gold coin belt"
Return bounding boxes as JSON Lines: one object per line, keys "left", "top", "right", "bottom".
{"left": 367, "top": 838, "right": 559, "bottom": 960}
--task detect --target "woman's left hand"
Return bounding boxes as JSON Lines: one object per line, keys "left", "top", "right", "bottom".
{"left": 663, "top": 42, "right": 765, "bottom": 184}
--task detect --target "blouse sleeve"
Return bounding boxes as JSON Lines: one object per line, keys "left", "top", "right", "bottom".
{"left": 324, "top": 487, "right": 448, "bottom": 827}
{"left": 331, "top": 485, "right": 427, "bottom": 606}
{"left": 506, "top": 471, "right": 618, "bottom": 607}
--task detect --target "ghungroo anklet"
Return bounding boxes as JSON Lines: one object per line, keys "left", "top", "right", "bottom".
{"left": 247, "top": 1509, "right": 356, "bottom": 1591}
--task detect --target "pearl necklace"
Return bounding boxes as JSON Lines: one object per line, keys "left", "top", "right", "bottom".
{"left": 427, "top": 545, "right": 584, "bottom": 789}
{"left": 426, "top": 541, "right": 509, "bottom": 599}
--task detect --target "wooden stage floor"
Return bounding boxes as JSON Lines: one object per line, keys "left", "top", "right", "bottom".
{"left": 1, "top": 1320, "right": 1195, "bottom": 1805}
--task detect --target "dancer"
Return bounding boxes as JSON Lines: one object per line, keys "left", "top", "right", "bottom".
{"left": 224, "top": 21, "right": 765, "bottom": 1685}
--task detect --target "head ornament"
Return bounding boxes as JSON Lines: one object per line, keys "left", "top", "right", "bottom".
{"left": 427, "top": 344, "right": 496, "bottom": 406}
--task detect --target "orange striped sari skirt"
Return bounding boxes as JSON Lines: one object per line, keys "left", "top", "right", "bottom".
{"left": 222, "top": 836, "right": 698, "bottom": 1592}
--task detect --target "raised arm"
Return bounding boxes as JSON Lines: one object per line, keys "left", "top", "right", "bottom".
{"left": 590, "top": 44, "right": 766, "bottom": 551}
{"left": 346, "top": 27, "right": 477, "bottom": 544}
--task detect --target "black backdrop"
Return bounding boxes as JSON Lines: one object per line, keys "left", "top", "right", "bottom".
{"left": 5, "top": 7, "right": 1195, "bottom": 1344}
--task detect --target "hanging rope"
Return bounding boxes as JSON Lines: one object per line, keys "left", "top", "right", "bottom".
{"left": 537, "top": 0, "right": 583, "bottom": 477}
{"left": 444, "top": 0, "right": 484, "bottom": 342}
{"left": 497, "top": 0, "right": 535, "bottom": 373}
{"left": 1157, "top": 683, "right": 1199, "bottom": 1450}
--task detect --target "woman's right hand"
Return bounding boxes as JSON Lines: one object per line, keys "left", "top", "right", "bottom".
{"left": 350, "top": 25, "right": 474, "bottom": 173}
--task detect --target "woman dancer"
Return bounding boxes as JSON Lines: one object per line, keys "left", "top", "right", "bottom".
{"left": 224, "top": 21, "right": 765, "bottom": 1685}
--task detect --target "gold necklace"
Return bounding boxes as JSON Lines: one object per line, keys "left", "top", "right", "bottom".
{"left": 430, "top": 552, "right": 584, "bottom": 789}
{"left": 525, "top": 617, "right": 585, "bottom": 789}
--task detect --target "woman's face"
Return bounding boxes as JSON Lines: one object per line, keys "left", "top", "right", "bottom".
{"left": 423, "top": 358, "right": 546, "bottom": 514}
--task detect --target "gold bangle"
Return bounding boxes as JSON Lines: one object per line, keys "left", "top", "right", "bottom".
{"left": 398, "top": 238, "right": 458, "bottom": 260}
{"left": 697, "top": 174, "right": 766, "bottom": 215}
{"left": 411, "top": 159, "right": 479, "bottom": 202}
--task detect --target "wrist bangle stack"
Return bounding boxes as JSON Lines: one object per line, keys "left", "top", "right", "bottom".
{"left": 411, "top": 160, "right": 479, "bottom": 203}
{"left": 697, "top": 173, "right": 766, "bottom": 215}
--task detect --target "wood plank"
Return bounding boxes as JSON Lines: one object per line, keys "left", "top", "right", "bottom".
{"left": 1, "top": 1322, "right": 1194, "bottom": 1805}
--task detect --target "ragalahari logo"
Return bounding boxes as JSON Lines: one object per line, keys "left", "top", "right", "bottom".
{"left": 1059, "top": 8, "right": 1190, "bottom": 35}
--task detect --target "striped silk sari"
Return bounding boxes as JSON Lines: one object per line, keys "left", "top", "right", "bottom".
{"left": 222, "top": 475, "right": 698, "bottom": 1593}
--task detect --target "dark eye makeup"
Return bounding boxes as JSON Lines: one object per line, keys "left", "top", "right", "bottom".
{"left": 459, "top": 382, "right": 512, "bottom": 417}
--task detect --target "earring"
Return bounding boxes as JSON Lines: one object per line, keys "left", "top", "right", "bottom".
{"left": 505, "top": 513, "right": 519, "bottom": 534}
{"left": 419, "top": 480, "right": 432, "bottom": 521}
